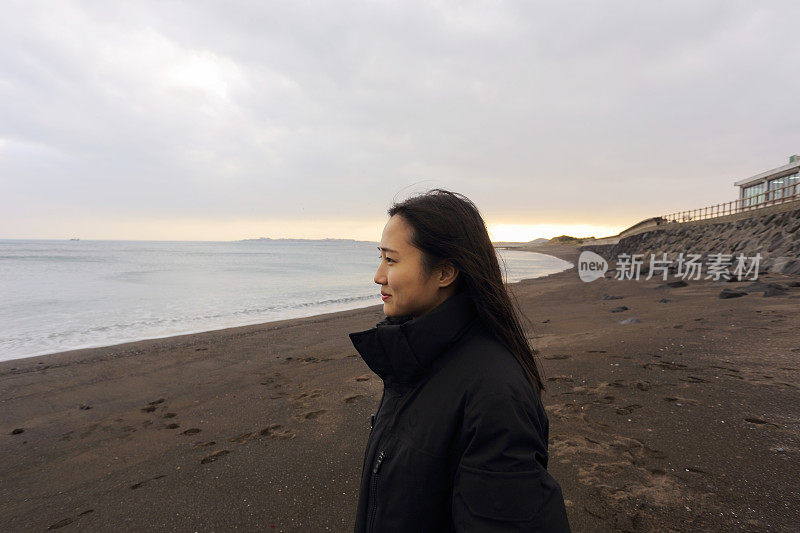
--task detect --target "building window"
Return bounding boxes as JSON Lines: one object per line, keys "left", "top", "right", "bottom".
{"left": 769, "top": 177, "right": 785, "bottom": 200}
{"left": 768, "top": 173, "right": 800, "bottom": 200}
{"left": 788, "top": 173, "right": 800, "bottom": 197}
{"left": 742, "top": 183, "right": 766, "bottom": 207}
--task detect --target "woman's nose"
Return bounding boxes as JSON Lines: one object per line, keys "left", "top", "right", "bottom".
{"left": 374, "top": 264, "right": 386, "bottom": 285}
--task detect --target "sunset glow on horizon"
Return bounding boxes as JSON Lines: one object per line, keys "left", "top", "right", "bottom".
{"left": 2, "top": 216, "right": 629, "bottom": 242}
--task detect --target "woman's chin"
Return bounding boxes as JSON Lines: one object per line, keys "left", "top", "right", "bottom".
{"left": 383, "top": 303, "right": 399, "bottom": 316}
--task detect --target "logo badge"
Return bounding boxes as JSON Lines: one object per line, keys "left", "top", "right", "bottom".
{"left": 578, "top": 251, "right": 608, "bottom": 282}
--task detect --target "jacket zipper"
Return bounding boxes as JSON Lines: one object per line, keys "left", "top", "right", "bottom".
{"left": 367, "top": 449, "right": 386, "bottom": 533}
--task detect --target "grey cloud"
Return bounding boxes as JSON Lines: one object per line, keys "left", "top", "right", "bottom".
{"left": 1, "top": 0, "right": 799, "bottom": 226}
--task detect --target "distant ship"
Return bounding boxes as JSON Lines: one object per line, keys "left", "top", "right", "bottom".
{"left": 69, "top": 238, "right": 80, "bottom": 241}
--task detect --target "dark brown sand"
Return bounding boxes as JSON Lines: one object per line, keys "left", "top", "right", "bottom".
{"left": 2, "top": 244, "right": 799, "bottom": 531}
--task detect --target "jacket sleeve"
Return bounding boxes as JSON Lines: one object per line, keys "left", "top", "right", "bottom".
{"left": 451, "top": 392, "right": 571, "bottom": 532}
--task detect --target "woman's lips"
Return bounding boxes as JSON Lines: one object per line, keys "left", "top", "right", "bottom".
{"left": 381, "top": 293, "right": 391, "bottom": 301}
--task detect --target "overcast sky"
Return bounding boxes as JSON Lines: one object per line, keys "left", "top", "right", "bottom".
{"left": 1, "top": 1, "right": 799, "bottom": 241}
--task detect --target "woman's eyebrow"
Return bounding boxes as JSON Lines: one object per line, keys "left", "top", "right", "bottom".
{"left": 377, "top": 246, "right": 399, "bottom": 253}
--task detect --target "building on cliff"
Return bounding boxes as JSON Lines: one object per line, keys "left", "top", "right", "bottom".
{"left": 582, "top": 155, "right": 800, "bottom": 274}
{"left": 736, "top": 155, "right": 800, "bottom": 208}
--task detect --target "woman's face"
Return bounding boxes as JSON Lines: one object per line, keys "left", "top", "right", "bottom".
{"left": 375, "top": 215, "right": 456, "bottom": 318}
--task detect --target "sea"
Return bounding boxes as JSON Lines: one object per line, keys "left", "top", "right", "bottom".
{"left": 0, "top": 239, "right": 573, "bottom": 362}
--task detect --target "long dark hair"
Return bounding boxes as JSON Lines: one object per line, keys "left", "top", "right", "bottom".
{"left": 388, "top": 188, "right": 545, "bottom": 394}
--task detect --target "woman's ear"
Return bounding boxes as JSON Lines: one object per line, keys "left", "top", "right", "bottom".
{"left": 437, "top": 261, "right": 459, "bottom": 288}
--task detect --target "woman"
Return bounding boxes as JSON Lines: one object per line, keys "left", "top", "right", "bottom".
{"left": 348, "top": 189, "right": 570, "bottom": 532}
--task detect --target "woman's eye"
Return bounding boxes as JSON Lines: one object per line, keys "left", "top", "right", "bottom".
{"left": 378, "top": 255, "right": 394, "bottom": 263}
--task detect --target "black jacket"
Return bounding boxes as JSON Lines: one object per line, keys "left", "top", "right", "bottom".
{"left": 348, "top": 290, "right": 570, "bottom": 532}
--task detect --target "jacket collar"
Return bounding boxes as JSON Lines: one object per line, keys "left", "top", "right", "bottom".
{"left": 348, "top": 290, "right": 478, "bottom": 385}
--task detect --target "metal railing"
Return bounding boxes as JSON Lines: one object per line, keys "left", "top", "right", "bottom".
{"left": 661, "top": 181, "right": 800, "bottom": 224}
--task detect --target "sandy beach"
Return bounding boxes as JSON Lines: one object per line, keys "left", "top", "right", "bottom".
{"left": 2, "top": 244, "right": 799, "bottom": 531}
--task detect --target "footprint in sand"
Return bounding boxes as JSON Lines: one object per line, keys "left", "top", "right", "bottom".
{"left": 611, "top": 436, "right": 665, "bottom": 461}
{"left": 295, "top": 389, "right": 323, "bottom": 401}
{"left": 708, "top": 365, "right": 739, "bottom": 373}
{"left": 546, "top": 376, "right": 574, "bottom": 383}
{"left": 643, "top": 361, "right": 688, "bottom": 371}
{"left": 679, "top": 376, "right": 709, "bottom": 383}
{"left": 79, "top": 424, "right": 100, "bottom": 438}
{"left": 164, "top": 423, "right": 180, "bottom": 429}
{"left": 583, "top": 436, "right": 603, "bottom": 446}
{"left": 45, "top": 509, "right": 94, "bottom": 530}
{"left": 260, "top": 424, "right": 296, "bottom": 439}
{"left": 162, "top": 413, "right": 177, "bottom": 418}
{"left": 149, "top": 398, "right": 165, "bottom": 405}
{"left": 182, "top": 428, "right": 201, "bottom": 435}
{"left": 615, "top": 404, "right": 642, "bottom": 415}
{"left": 200, "top": 450, "right": 230, "bottom": 464}
{"left": 744, "top": 417, "right": 779, "bottom": 427}
{"left": 141, "top": 406, "right": 156, "bottom": 413}
{"left": 47, "top": 518, "right": 73, "bottom": 530}
{"left": 193, "top": 441, "right": 216, "bottom": 448}
{"left": 301, "top": 409, "right": 327, "bottom": 420}
{"left": 258, "top": 371, "right": 284, "bottom": 384}
{"left": 344, "top": 394, "right": 365, "bottom": 403}
{"left": 663, "top": 397, "right": 698, "bottom": 406}
{"left": 555, "top": 434, "right": 664, "bottom": 465}
{"left": 229, "top": 432, "right": 255, "bottom": 444}
{"left": 130, "top": 474, "right": 166, "bottom": 489}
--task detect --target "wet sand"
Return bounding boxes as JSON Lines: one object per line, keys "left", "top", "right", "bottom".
{"left": 1, "top": 244, "right": 799, "bottom": 531}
